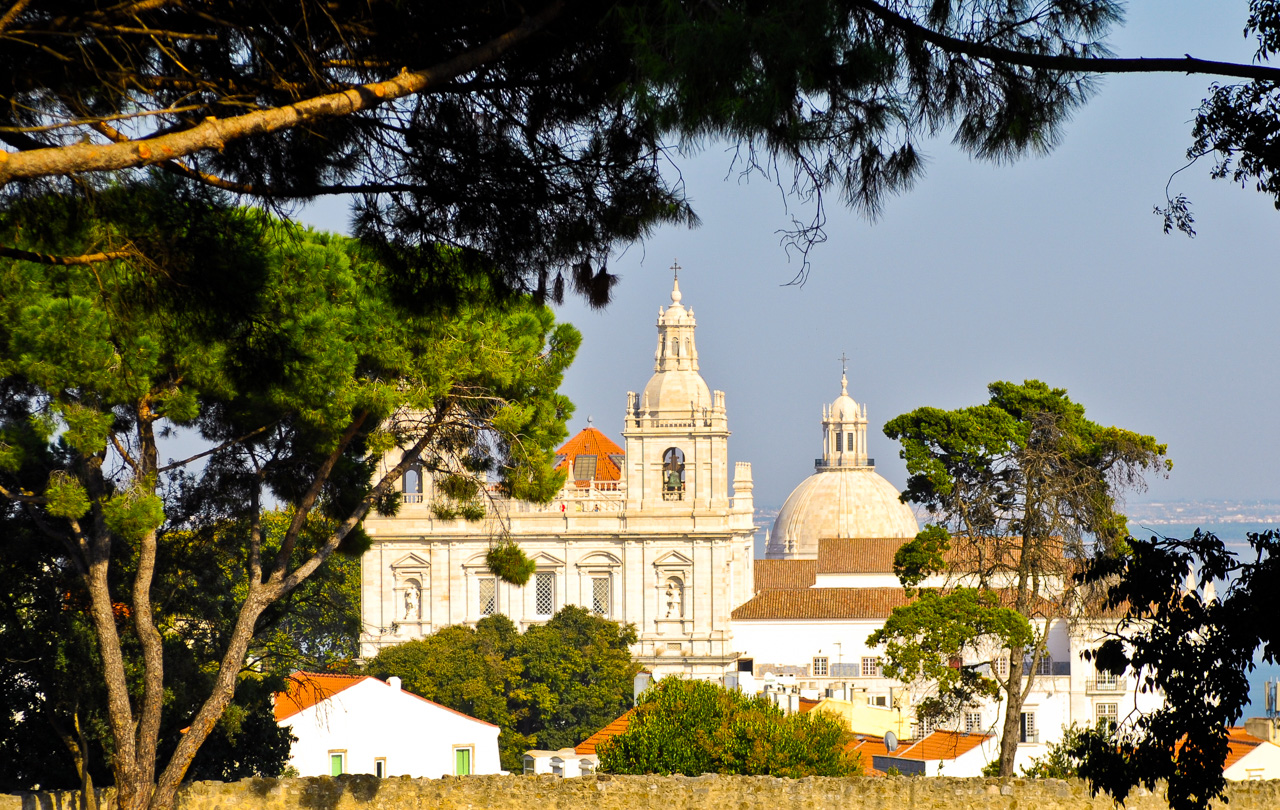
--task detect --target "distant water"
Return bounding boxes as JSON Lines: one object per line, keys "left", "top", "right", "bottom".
{"left": 1126, "top": 521, "right": 1279, "bottom": 720}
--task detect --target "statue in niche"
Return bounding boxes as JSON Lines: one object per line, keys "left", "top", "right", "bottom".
{"left": 403, "top": 582, "right": 420, "bottom": 621}
{"left": 664, "top": 578, "right": 683, "bottom": 619}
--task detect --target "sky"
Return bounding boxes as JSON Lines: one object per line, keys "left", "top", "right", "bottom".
{"left": 302, "top": 2, "right": 1280, "bottom": 514}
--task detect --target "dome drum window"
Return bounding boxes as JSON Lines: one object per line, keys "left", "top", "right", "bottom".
{"left": 402, "top": 465, "right": 424, "bottom": 503}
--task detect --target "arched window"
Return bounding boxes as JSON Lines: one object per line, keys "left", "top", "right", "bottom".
{"left": 403, "top": 465, "right": 423, "bottom": 503}
{"left": 662, "top": 448, "right": 685, "bottom": 501}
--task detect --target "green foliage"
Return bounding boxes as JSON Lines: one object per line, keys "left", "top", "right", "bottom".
{"left": 0, "top": 181, "right": 581, "bottom": 797}
{"left": 892, "top": 523, "right": 951, "bottom": 589}
{"left": 869, "top": 589, "right": 1032, "bottom": 711}
{"left": 881, "top": 380, "right": 1167, "bottom": 774}
{"left": 597, "top": 678, "right": 860, "bottom": 778}
{"left": 101, "top": 489, "right": 166, "bottom": 541}
{"left": 45, "top": 472, "right": 90, "bottom": 519}
{"left": 485, "top": 541, "right": 538, "bottom": 586}
{"left": 364, "top": 606, "right": 639, "bottom": 772}
{"left": 1022, "top": 722, "right": 1086, "bottom": 779}
{"left": 1073, "top": 529, "right": 1280, "bottom": 810}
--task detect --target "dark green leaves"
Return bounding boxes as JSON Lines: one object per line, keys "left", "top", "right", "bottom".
{"left": 596, "top": 677, "right": 860, "bottom": 777}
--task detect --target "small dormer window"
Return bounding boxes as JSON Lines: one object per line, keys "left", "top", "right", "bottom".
{"left": 572, "top": 454, "right": 597, "bottom": 481}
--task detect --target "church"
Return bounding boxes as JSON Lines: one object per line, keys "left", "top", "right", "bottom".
{"left": 359, "top": 273, "right": 1157, "bottom": 769}
{"left": 359, "top": 273, "right": 757, "bottom": 677}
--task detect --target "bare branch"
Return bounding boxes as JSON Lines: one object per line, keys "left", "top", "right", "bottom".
{"left": 0, "top": 1, "right": 567, "bottom": 187}
{"left": 0, "top": 244, "right": 133, "bottom": 266}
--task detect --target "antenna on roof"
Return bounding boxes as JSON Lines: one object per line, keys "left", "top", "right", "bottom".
{"left": 883, "top": 731, "right": 898, "bottom": 752}
{"left": 1267, "top": 680, "right": 1277, "bottom": 718}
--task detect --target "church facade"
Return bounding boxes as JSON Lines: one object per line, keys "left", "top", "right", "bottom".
{"left": 359, "top": 276, "right": 757, "bottom": 677}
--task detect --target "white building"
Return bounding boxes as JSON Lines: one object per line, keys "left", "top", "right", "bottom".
{"left": 360, "top": 269, "right": 1158, "bottom": 774}
{"left": 274, "top": 672, "right": 500, "bottom": 778}
{"left": 360, "top": 273, "right": 757, "bottom": 677}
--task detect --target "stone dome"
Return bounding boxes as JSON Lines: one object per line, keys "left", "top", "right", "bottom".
{"left": 642, "top": 368, "right": 712, "bottom": 413}
{"left": 767, "top": 467, "right": 919, "bottom": 559}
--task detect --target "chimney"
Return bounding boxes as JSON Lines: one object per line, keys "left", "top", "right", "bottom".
{"left": 1245, "top": 717, "right": 1277, "bottom": 742}
{"left": 388, "top": 676, "right": 402, "bottom": 692}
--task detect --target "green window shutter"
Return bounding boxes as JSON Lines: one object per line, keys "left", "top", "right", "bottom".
{"left": 455, "top": 748, "right": 471, "bottom": 776}
{"left": 330, "top": 753, "right": 344, "bottom": 776}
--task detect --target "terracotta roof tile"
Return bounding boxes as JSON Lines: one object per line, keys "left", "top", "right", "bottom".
{"left": 815, "top": 538, "right": 906, "bottom": 574}
{"left": 731, "top": 588, "right": 916, "bottom": 620}
{"left": 1224, "top": 727, "right": 1266, "bottom": 770}
{"left": 891, "top": 730, "right": 992, "bottom": 761}
{"left": 575, "top": 709, "right": 634, "bottom": 755}
{"left": 753, "top": 559, "right": 817, "bottom": 591}
{"left": 274, "top": 672, "right": 368, "bottom": 721}
{"left": 554, "top": 427, "right": 624, "bottom": 483}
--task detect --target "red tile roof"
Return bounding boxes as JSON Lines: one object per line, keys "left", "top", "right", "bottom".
{"left": 274, "top": 672, "right": 499, "bottom": 728}
{"left": 575, "top": 709, "right": 634, "bottom": 755}
{"left": 274, "top": 672, "right": 368, "bottom": 721}
{"left": 889, "top": 730, "right": 992, "bottom": 761}
{"left": 753, "top": 559, "right": 817, "bottom": 591}
{"left": 815, "top": 538, "right": 907, "bottom": 574}
{"left": 731, "top": 587, "right": 917, "bottom": 620}
{"left": 1224, "top": 727, "right": 1267, "bottom": 770}
{"left": 554, "top": 427, "right": 624, "bottom": 483}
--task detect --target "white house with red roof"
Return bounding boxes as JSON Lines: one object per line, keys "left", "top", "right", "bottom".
{"left": 274, "top": 672, "right": 500, "bottom": 778}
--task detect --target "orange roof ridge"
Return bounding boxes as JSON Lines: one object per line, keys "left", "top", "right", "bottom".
{"left": 554, "top": 426, "right": 624, "bottom": 482}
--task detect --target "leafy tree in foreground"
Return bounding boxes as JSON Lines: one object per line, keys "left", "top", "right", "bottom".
{"left": 2, "top": 2, "right": 1280, "bottom": 283}
{"left": 597, "top": 678, "right": 860, "bottom": 777}
{"left": 0, "top": 183, "right": 578, "bottom": 810}
{"left": 1072, "top": 529, "right": 1280, "bottom": 810}
{"left": 364, "top": 606, "right": 639, "bottom": 772}
{"left": 876, "top": 380, "right": 1168, "bottom": 776}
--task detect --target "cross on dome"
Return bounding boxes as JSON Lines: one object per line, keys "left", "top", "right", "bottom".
{"left": 839, "top": 352, "right": 850, "bottom": 395}
{"left": 670, "top": 260, "right": 682, "bottom": 305}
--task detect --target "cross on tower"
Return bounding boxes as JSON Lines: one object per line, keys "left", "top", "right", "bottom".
{"left": 839, "top": 352, "right": 849, "bottom": 375}
{"left": 671, "top": 259, "right": 682, "bottom": 281}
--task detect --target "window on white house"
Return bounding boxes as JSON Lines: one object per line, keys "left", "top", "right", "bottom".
{"left": 1020, "top": 712, "right": 1037, "bottom": 743}
{"left": 478, "top": 577, "right": 496, "bottom": 616}
{"left": 812, "top": 656, "right": 828, "bottom": 676}
{"left": 1096, "top": 702, "right": 1118, "bottom": 734}
{"left": 1036, "top": 654, "right": 1052, "bottom": 676}
{"left": 965, "top": 712, "right": 983, "bottom": 733}
{"left": 917, "top": 713, "right": 937, "bottom": 737}
{"left": 591, "top": 576, "right": 611, "bottom": 616}
{"left": 523, "top": 756, "right": 535, "bottom": 775}
{"left": 868, "top": 694, "right": 888, "bottom": 707}
{"left": 861, "top": 657, "right": 881, "bottom": 677}
{"left": 374, "top": 758, "right": 386, "bottom": 778}
{"left": 994, "top": 656, "right": 1009, "bottom": 677}
{"left": 329, "top": 752, "right": 345, "bottom": 776}
{"left": 534, "top": 572, "right": 555, "bottom": 616}
{"left": 1095, "top": 668, "right": 1119, "bottom": 690}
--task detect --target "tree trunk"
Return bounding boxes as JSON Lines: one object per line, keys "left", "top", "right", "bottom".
{"left": 998, "top": 645, "right": 1027, "bottom": 776}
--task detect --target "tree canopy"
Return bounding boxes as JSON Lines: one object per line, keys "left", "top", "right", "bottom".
{"left": 0, "top": 184, "right": 579, "bottom": 810}
{"left": 877, "top": 380, "right": 1168, "bottom": 775}
{"left": 363, "top": 606, "right": 640, "bottom": 771}
{"left": 1072, "top": 529, "right": 1280, "bottom": 810}
{"left": 596, "top": 677, "right": 860, "bottom": 777}
{"left": 2, "top": 1, "right": 1280, "bottom": 288}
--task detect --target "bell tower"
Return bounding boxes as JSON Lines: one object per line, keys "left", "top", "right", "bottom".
{"left": 622, "top": 265, "right": 731, "bottom": 511}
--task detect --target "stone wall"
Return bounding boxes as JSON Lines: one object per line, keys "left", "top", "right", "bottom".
{"left": 8, "top": 774, "right": 1280, "bottom": 810}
